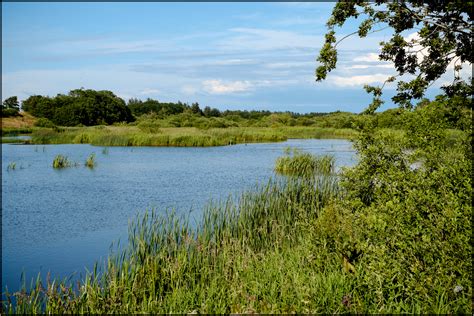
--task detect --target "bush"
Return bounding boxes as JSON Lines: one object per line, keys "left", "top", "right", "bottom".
{"left": 34, "top": 117, "right": 56, "bottom": 128}
{"left": 315, "top": 101, "right": 472, "bottom": 310}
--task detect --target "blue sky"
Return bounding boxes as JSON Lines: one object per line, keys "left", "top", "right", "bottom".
{"left": 1, "top": 2, "right": 460, "bottom": 113}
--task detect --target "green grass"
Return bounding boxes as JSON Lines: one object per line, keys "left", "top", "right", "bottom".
{"left": 1, "top": 127, "right": 35, "bottom": 136}
{"left": 30, "top": 126, "right": 357, "bottom": 147}
{"left": 275, "top": 147, "right": 335, "bottom": 177}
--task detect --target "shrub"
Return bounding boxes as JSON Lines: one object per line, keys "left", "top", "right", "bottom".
{"left": 34, "top": 118, "right": 56, "bottom": 128}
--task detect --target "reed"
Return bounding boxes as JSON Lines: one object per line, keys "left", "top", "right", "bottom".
{"left": 3, "top": 169, "right": 345, "bottom": 313}
{"left": 85, "top": 153, "right": 96, "bottom": 169}
{"left": 30, "top": 125, "right": 357, "bottom": 147}
{"left": 52, "top": 155, "right": 77, "bottom": 169}
{"left": 275, "top": 148, "right": 335, "bottom": 177}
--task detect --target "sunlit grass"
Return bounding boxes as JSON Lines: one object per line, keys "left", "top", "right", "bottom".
{"left": 30, "top": 126, "right": 357, "bottom": 147}
{"left": 275, "top": 147, "right": 335, "bottom": 177}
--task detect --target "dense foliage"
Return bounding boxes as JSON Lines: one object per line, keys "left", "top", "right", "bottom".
{"left": 22, "top": 89, "right": 134, "bottom": 126}
{"left": 316, "top": 1, "right": 473, "bottom": 112}
{"left": 1, "top": 96, "right": 20, "bottom": 117}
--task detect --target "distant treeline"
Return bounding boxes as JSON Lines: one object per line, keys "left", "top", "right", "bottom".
{"left": 3, "top": 88, "right": 471, "bottom": 131}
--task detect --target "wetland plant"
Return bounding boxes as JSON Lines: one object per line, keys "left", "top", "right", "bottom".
{"left": 85, "top": 153, "right": 96, "bottom": 168}
{"left": 7, "top": 162, "right": 17, "bottom": 171}
{"left": 52, "top": 155, "right": 76, "bottom": 169}
{"left": 275, "top": 147, "right": 335, "bottom": 177}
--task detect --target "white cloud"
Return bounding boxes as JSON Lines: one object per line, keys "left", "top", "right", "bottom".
{"left": 139, "top": 88, "right": 161, "bottom": 95}
{"left": 346, "top": 63, "right": 393, "bottom": 70}
{"left": 202, "top": 79, "right": 253, "bottom": 94}
{"left": 353, "top": 53, "right": 381, "bottom": 62}
{"left": 330, "top": 74, "right": 389, "bottom": 87}
{"left": 181, "top": 85, "right": 199, "bottom": 95}
{"left": 219, "top": 28, "right": 323, "bottom": 51}
{"left": 211, "top": 59, "right": 256, "bottom": 66}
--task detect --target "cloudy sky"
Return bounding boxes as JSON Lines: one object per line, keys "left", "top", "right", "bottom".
{"left": 1, "top": 2, "right": 463, "bottom": 113}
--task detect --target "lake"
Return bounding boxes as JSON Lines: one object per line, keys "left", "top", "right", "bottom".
{"left": 2, "top": 139, "right": 356, "bottom": 293}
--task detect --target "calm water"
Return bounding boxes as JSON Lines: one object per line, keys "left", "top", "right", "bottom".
{"left": 2, "top": 139, "right": 356, "bottom": 292}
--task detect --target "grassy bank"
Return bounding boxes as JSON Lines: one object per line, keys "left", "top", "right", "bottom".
{"left": 4, "top": 124, "right": 471, "bottom": 313}
{"left": 1, "top": 112, "right": 37, "bottom": 137}
{"left": 30, "top": 126, "right": 357, "bottom": 147}
{"left": 5, "top": 168, "right": 346, "bottom": 314}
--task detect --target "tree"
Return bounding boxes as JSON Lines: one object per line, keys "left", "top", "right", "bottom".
{"left": 2, "top": 96, "right": 20, "bottom": 110}
{"left": 1, "top": 96, "right": 20, "bottom": 117}
{"left": 316, "top": 1, "right": 473, "bottom": 113}
{"left": 191, "top": 102, "right": 203, "bottom": 115}
{"left": 21, "top": 89, "right": 134, "bottom": 126}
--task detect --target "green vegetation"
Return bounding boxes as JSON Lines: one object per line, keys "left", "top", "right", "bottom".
{"left": 4, "top": 96, "right": 471, "bottom": 313}
{"left": 7, "top": 162, "right": 17, "bottom": 171}
{"left": 22, "top": 89, "right": 134, "bottom": 126}
{"left": 31, "top": 126, "right": 289, "bottom": 147}
{"left": 1, "top": 96, "right": 20, "bottom": 117}
{"left": 316, "top": 2, "right": 472, "bottom": 112}
{"left": 52, "top": 155, "right": 76, "bottom": 169}
{"left": 1, "top": 127, "right": 34, "bottom": 137}
{"left": 85, "top": 153, "right": 96, "bottom": 169}
{"left": 275, "top": 148, "right": 335, "bottom": 177}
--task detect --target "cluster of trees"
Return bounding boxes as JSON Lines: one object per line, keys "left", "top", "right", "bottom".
{"left": 21, "top": 89, "right": 134, "bottom": 126}
{"left": 127, "top": 98, "right": 223, "bottom": 118}
{"left": 1, "top": 96, "right": 20, "bottom": 117}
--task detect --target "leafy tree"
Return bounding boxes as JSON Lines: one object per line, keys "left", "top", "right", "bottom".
{"left": 22, "top": 89, "right": 134, "bottom": 126}
{"left": 1, "top": 96, "right": 20, "bottom": 117}
{"left": 203, "top": 106, "right": 221, "bottom": 117}
{"left": 316, "top": 1, "right": 473, "bottom": 112}
{"left": 191, "top": 102, "right": 203, "bottom": 115}
{"left": 3, "top": 96, "right": 20, "bottom": 110}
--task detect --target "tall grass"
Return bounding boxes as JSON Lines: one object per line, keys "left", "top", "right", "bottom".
{"left": 1, "top": 127, "right": 34, "bottom": 136}
{"left": 52, "top": 155, "right": 77, "bottom": 169}
{"left": 3, "top": 166, "right": 345, "bottom": 313}
{"left": 275, "top": 147, "right": 335, "bottom": 177}
{"left": 30, "top": 125, "right": 357, "bottom": 147}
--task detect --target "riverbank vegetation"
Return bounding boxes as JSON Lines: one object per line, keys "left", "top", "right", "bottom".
{"left": 4, "top": 87, "right": 468, "bottom": 147}
{"left": 3, "top": 94, "right": 472, "bottom": 313}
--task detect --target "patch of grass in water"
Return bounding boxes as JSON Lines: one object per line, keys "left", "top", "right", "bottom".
{"left": 52, "top": 155, "right": 78, "bottom": 169}
{"left": 85, "top": 153, "right": 96, "bottom": 169}
{"left": 275, "top": 147, "right": 335, "bottom": 177}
